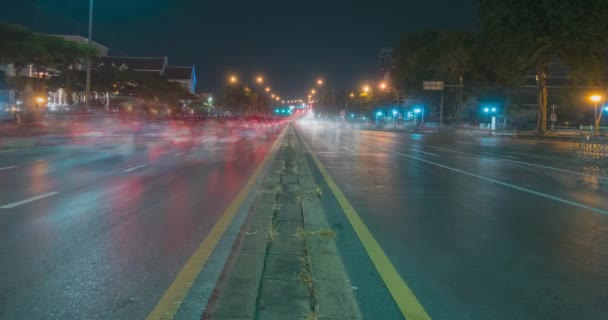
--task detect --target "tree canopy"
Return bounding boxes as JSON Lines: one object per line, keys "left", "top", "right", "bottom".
{"left": 477, "top": 0, "right": 608, "bottom": 133}
{"left": 392, "top": 30, "right": 476, "bottom": 96}
{"left": 0, "top": 24, "right": 97, "bottom": 68}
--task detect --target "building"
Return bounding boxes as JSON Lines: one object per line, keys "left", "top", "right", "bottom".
{"left": 378, "top": 48, "right": 395, "bottom": 79}
{"left": 93, "top": 56, "right": 168, "bottom": 75}
{"left": 165, "top": 66, "right": 197, "bottom": 94}
{"left": 93, "top": 57, "right": 196, "bottom": 93}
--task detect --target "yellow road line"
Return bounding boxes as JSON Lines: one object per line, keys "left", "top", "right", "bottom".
{"left": 147, "top": 128, "right": 285, "bottom": 320}
{"left": 300, "top": 131, "right": 431, "bottom": 320}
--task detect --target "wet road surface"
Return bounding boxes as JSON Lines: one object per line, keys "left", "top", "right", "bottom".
{"left": 0, "top": 120, "right": 281, "bottom": 319}
{"left": 296, "top": 120, "right": 608, "bottom": 320}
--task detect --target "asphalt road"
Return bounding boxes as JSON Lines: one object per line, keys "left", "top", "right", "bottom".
{"left": 0, "top": 120, "right": 281, "bottom": 319}
{"left": 296, "top": 120, "right": 608, "bottom": 320}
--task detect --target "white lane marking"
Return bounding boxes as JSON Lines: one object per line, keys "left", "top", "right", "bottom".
{"left": 175, "top": 153, "right": 186, "bottom": 157}
{"left": 343, "top": 137, "right": 608, "bottom": 216}
{"left": 0, "top": 166, "right": 18, "bottom": 171}
{"left": 341, "top": 146, "right": 354, "bottom": 152}
{"left": 410, "top": 148, "right": 439, "bottom": 157}
{"left": 429, "top": 145, "right": 608, "bottom": 181}
{"left": 1, "top": 191, "right": 60, "bottom": 209}
{"left": 124, "top": 164, "right": 147, "bottom": 172}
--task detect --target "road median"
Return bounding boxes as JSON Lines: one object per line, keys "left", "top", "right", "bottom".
{"left": 206, "top": 123, "right": 361, "bottom": 320}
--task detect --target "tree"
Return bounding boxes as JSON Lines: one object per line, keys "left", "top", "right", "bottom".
{"left": 477, "top": 0, "right": 608, "bottom": 135}
{"left": 1, "top": 23, "right": 98, "bottom": 104}
{"left": 392, "top": 30, "right": 477, "bottom": 123}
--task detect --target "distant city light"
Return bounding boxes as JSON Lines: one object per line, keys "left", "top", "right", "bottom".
{"left": 392, "top": 110, "right": 398, "bottom": 115}
{"left": 414, "top": 108, "right": 421, "bottom": 114}
{"left": 483, "top": 107, "right": 490, "bottom": 113}
{"left": 605, "top": 106, "right": 608, "bottom": 111}
{"left": 491, "top": 107, "right": 497, "bottom": 112}
{"left": 376, "top": 111, "right": 383, "bottom": 117}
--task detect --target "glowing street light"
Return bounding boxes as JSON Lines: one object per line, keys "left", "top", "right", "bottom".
{"left": 317, "top": 78, "right": 324, "bottom": 86}
{"left": 271, "top": 94, "right": 275, "bottom": 98}
{"left": 35, "top": 96, "right": 46, "bottom": 107}
{"left": 379, "top": 82, "right": 387, "bottom": 90}
{"left": 349, "top": 93, "right": 355, "bottom": 98}
{"left": 311, "top": 89, "right": 316, "bottom": 95}
{"left": 275, "top": 97, "right": 280, "bottom": 101}
{"left": 590, "top": 95, "right": 604, "bottom": 133}
{"left": 256, "top": 76, "right": 264, "bottom": 84}
{"left": 229, "top": 75, "right": 238, "bottom": 84}
{"left": 362, "top": 85, "right": 370, "bottom": 93}
{"left": 265, "top": 87, "right": 271, "bottom": 92}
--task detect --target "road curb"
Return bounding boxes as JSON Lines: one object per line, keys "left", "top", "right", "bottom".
{"left": 207, "top": 123, "right": 361, "bottom": 320}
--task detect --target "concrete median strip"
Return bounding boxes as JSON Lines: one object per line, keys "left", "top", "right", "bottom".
{"left": 207, "top": 124, "right": 361, "bottom": 320}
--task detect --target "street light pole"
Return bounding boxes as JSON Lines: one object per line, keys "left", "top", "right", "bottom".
{"left": 85, "top": 0, "right": 93, "bottom": 107}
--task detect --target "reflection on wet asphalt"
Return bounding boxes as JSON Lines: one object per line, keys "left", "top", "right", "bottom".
{"left": 0, "top": 119, "right": 282, "bottom": 319}
{"left": 296, "top": 120, "right": 608, "bottom": 320}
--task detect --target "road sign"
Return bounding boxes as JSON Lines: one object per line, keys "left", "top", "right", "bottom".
{"left": 423, "top": 81, "right": 444, "bottom": 91}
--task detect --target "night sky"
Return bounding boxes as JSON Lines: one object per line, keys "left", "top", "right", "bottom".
{"left": 0, "top": 0, "right": 475, "bottom": 98}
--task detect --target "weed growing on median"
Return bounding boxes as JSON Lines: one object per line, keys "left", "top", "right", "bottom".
{"left": 299, "top": 254, "right": 314, "bottom": 293}
{"left": 316, "top": 228, "right": 336, "bottom": 239}
{"left": 301, "top": 304, "right": 319, "bottom": 320}
{"left": 295, "top": 227, "right": 310, "bottom": 239}
{"left": 272, "top": 202, "right": 283, "bottom": 211}
{"left": 267, "top": 222, "right": 279, "bottom": 242}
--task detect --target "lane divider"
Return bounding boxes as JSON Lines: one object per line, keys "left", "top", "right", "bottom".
{"left": 0, "top": 166, "right": 18, "bottom": 171}
{"left": 124, "top": 164, "right": 148, "bottom": 173}
{"left": 428, "top": 145, "right": 608, "bottom": 181}
{"left": 146, "top": 127, "right": 286, "bottom": 320}
{"left": 297, "top": 128, "right": 432, "bottom": 320}
{"left": 410, "top": 148, "right": 439, "bottom": 157}
{"left": 346, "top": 137, "right": 608, "bottom": 217}
{"left": 1, "top": 191, "right": 60, "bottom": 209}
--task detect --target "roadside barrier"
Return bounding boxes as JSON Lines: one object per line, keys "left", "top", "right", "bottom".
{"left": 572, "top": 135, "right": 608, "bottom": 166}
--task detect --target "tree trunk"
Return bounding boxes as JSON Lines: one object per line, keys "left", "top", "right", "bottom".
{"left": 536, "top": 59, "right": 548, "bottom": 135}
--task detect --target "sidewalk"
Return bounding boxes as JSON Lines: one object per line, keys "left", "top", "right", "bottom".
{"left": 204, "top": 124, "right": 361, "bottom": 320}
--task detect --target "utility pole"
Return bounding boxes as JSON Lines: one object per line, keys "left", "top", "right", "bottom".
{"left": 85, "top": 0, "right": 93, "bottom": 107}
{"left": 439, "top": 87, "right": 444, "bottom": 127}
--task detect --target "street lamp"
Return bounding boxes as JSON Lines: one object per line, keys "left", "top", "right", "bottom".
{"left": 317, "top": 78, "right": 324, "bottom": 86}
{"left": 271, "top": 94, "right": 275, "bottom": 98}
{"left": 379, "top": 82, "right": 387, "bottom": 90}
{"left": 590, "top": 95, "right": 603, "bottom": 133}
{"left": 362, "top": 85, "right": 370, "bottom": 93}
{"left": 256, "top": 76, "right": 264, "bottom": 84}
{"left": 349, "top": 93, "right": 355, "bottom": 98}
{"left": 35, "top": 97, "right": 46, "bottom": 108}
{"left": 311, "top": 89, "right": 316, "bottom": 95}
{"left": 265, "top": 87, "right": 270, "bottom": 92}
{"left": 229, "top": 75, "right": 238, "bottom": 84}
